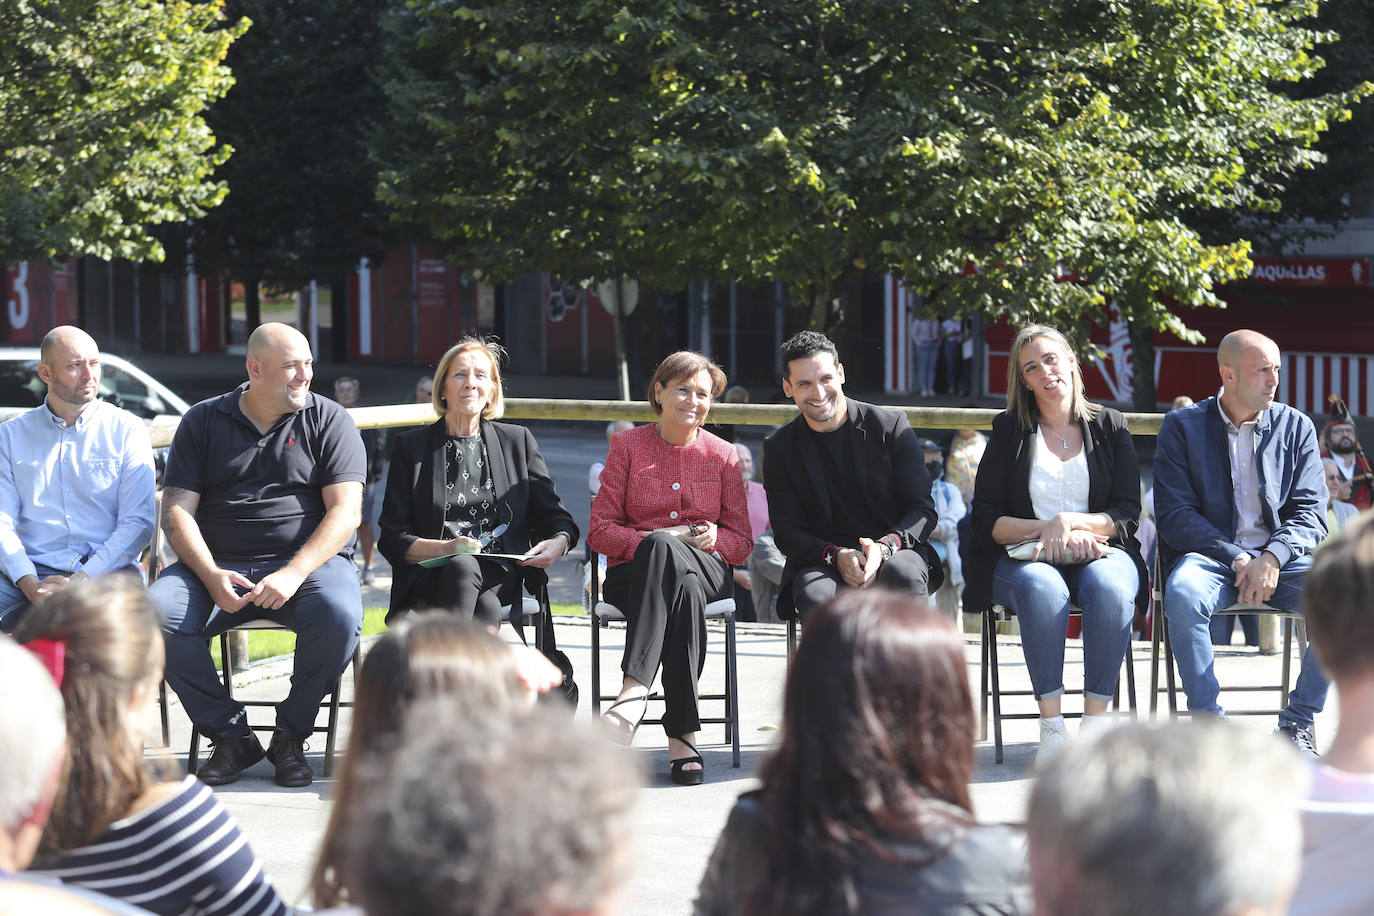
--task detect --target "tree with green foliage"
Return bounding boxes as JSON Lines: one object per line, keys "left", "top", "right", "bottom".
{"left": 0, "top": 0, "right": 245, "bottom": 267}
{"left": 376, "top": 0, "right": 1367, "bottom": 356}
{"left": 191, "top": 0, "right": 393, "bottom": 337}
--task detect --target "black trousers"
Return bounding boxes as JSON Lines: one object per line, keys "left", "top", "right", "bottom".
{"left": 792, "top": 548, "right": 930, "bottom": 618}
{"left": 411, "top": 554, "right": 521, "bottom": 626}
{"left": 602, "top": 531, "right": 731, "bottom": 737}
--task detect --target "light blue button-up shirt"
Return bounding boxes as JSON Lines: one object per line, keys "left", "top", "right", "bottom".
{"left": 0, "top": 398, "right": 156, "bottom": 586}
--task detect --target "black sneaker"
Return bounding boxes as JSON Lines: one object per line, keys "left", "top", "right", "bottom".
{"left": 196, "top": 734, "right": 266, "bottom": 786}
{"left": 1276, "top": 722, "right": 1319, "bottom": 758}
{"left": 266, "top": 730, "right": 314, "bottom": 787}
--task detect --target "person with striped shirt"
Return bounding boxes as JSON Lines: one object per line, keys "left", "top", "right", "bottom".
{"left": 15, "top": 576, "right": 288, "bottom": 916}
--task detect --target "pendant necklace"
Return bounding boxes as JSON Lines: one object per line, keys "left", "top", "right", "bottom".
{"left": 1045, "top": 426, "right": 1072, "bottom": 453}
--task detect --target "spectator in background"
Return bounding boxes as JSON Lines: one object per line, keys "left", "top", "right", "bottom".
{"left": 736, "top": 442, "right": 784, "bottom": 624}
{"left": 706, "top": 384, "right": 750, "bottom": 443}
{"left": 1172, "top": 395, "right": 1196, "bottom": 411}
{"left": 1321, "top": 419, "right": 1371, "bottom": 510}
{"left": 695, "top": 590, "right": 1028, "bottom": 915}
{"left": 338, "top": 698, "right": 638, "bottom": 916}
{"left": 589, "top": 420, "right": 634, "bottom": 496}
{"left": 949, "top": 426, "right": 987, "bottom": 590}
{"left": 921, "top": 438, "right": 965, "bottom": 624}
{"left": 335, "top": 376, "right": 386, "bottom": 585}
{"left": 1324, "top": 458, "right": 1358, "bottom": 535}
{"left": 415, "top": 374, "right": 434, "bottom": 406}
{"left": 1290, "top": 511, "right": 1374, "bottom": 915}
{"left": 940, "top": 316, "right": 962, "bottom": 395}
{"left": 1029, "top": 722, "right": 1304, "bottom": 916}
{"left": 911, "top": 316, "right": 941, "bottom": 398}
{"left": 0, "top": 635, "right": 66, "bottom": 875}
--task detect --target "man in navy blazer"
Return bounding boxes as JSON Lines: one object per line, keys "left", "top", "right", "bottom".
{"left": 1155, "top": 329, "right": 1328, "bottom": 755}
{"left": 762, "top": 331, "right": 940, "bottom": 620}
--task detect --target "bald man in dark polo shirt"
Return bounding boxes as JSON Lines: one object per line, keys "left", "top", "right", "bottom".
{"left": 152, "top": 323, "right": 366, "bottom": 788}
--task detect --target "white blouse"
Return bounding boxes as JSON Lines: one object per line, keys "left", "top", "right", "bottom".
{"left": 1030, "top": 427, "right": 1090, "bottom": 520}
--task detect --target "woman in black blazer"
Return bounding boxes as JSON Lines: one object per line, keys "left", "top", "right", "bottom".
{"left": 378, "top": 338, "right": 578, "bottom": 625}
{"left": 968, "top": 325, "right": 1145, "bottom": 755}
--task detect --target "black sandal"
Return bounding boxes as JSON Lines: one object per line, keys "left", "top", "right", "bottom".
{"left": 600, "top": 693, "right": 649, "bottom": 746}
{"left": 669, "top": 740, "right": 704, "bottom": 786}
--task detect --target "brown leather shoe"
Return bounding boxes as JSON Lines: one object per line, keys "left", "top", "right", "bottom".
{"left": 266, "top": 730, "right": 313, "bottom": 787}
{"left": 196, "top": 734, "right": 266, "bottom": 786}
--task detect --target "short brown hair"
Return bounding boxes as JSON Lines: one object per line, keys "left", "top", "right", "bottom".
{"left": 432, "top": 337, "right": 507, "bottom": 420}
{"left": 1303, "top": 511, "right": 1374, "bottom": 680}
{"left": 646, "top": 351, "right": 726, "bottom": 416}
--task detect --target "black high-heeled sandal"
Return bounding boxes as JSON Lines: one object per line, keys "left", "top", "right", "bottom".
{"left": 600, "top": 693, "right": 649, "bottom": 746}
{"left": 669, "top": 740, "right": 704, "bottom": 786}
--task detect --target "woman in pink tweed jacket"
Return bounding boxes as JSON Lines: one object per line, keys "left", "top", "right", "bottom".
{"left": 588, "top": 350, "right": 751, "bottom": 786}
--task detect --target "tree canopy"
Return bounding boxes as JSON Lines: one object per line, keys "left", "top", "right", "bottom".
{"left": 0, "top": 0, "right": 245, "bottom": 266}
{"left": 376, "top": 0, "right": 1369, "bottom": 342}
{"left": 192, "top": 0, "right": 393, "bottom": 294}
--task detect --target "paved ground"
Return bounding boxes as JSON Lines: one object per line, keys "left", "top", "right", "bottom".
{"left": 152, "top": 557, "right": 1339, "bottom": 915}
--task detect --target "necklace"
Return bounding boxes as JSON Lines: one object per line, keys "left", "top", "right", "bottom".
{"left": 1044, "top": 425, "right": 1073, "bottom": 453}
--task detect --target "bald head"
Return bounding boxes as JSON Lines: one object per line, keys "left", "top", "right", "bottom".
{"left": 1217, "top": 329, "right": 1281, "bottom": 424}
{"left": 37, "top": 326, "right": 101, "bottom": 420}
{"left": 1217, "top": 330, "right": 1278, "bottom": 369}
{"left": 244, "top": 322, "right": 313, "bottom": 418}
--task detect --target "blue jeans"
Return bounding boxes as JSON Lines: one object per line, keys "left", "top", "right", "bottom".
{"left": 1163, "top": 552, "right": 1327, "bottom": 727}
{"left": 0, "top": 562, "right": 142, "bottom": 633}
{"left": 151, "top": 554, "right": 362, "bottom": 739}
{"left": 992, "top": 550, "right": 1137, "bottom": 702}
{"left": 916, "top": 340, "right": 940, "bottom": 392}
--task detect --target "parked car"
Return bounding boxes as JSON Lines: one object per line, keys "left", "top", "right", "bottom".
{"left": 0, "top": 348, "right": 190, "bottom": 429}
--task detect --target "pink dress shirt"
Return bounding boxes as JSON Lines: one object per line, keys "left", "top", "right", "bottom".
{"left": 588, "top": 424, "right": 752, "bottom": 568}
{"left": 745, "top": 480, "right": 770, "bottom": 541}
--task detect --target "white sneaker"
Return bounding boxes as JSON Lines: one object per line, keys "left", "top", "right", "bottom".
{"left": 1037, "top": 717, "right": 1070, "bottom": 763}
{"left": 1079, "top": 714, "right": 1112, "bottom": 736}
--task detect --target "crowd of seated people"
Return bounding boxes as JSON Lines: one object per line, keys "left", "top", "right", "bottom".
{"left": 4, "top": 319, "right": 1373, "bottom": 915}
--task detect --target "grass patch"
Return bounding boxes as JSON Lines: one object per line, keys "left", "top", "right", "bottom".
{"left": 212, "top": 604, "right": 587, "bottom": 668}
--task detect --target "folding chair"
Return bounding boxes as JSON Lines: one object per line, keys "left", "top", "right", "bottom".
{"left": 980, "top": 603, "right": 1138, "bottom": 764}
{"left": 587, "top": 548, "right": 741, "bottom": 768}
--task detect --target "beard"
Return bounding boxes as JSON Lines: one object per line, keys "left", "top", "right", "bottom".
{"left": 1330, "top": 438, "right": 1357, "bottom": 456}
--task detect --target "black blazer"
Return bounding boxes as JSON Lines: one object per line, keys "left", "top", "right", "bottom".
{"left": 762, "top": 398, "right": 941, "bottom": 619}
{"left": 378, "top": 418, "right": 579, "bottom": 623}
{"left": 966, "top": 408, "right": 1147, "bottom": 616}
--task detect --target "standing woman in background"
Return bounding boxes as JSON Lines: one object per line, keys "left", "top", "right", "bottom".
{"left": 588, "top": 351, "right": 752, "bottom": 786}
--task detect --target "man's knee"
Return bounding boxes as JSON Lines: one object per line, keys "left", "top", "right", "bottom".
{"left": 877, "top": 550, "right": 929, "bottom": 594}
{"left": 1165, "top": 555, "right": 1225, "bottom": 621}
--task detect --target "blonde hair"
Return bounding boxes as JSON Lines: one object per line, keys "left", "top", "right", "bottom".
{"left": 1005, "top": 324, "right": 1100, "bottom": 430}
{"left": 432, "top": 337, "right": 507, "bottom": 420}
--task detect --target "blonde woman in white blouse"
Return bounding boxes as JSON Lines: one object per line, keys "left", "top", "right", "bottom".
{"left": 967, "top": 325, "right": 1147, "bottom": 756}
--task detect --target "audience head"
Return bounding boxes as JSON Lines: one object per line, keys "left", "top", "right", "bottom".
{"left": 433, "top": 337, "right": 508, "bottom": 420}
{"left": 0, "top": 636, "right": 66, "bottom": 872}
{"left": 312, "top": 613, "right": 535, "bottom": 907}
{"left": 1028, "top": 722, "right": 1304, "bottom": 916}
{"left": 604, "top": 420, "right": 634, "bottom": 445}
{"left": 919, "top": 438, "right": 945, "bottom": 480}
{"left": 1323, "top": 458, "right": 1351, "bottom": 504}
{"left": 333, "top": 376, "right": 360, "bottom": 408}
{"left": 1304, "top": 510, "right": 1374, "bottom": 683}
{"left": 415, "top": 374, "right": 435, "bottom": 404}
{"left": 1005, "top": 324, "right": 1095, "bottom": 428}
{"left": 779, "top": 331, "right": 848, "bottom": 433}
{"left": 1170, "top": 395, "right": 1195, "bottom": 411}
{"left": 735, "top": 442, "right": 755, "bottom": 481}
{"left": 339, "top": 698, "right": 638, "bottom": 916}
{"left": 746, "top": 591, "right": 975, "bottom": 913}
{"left": 646, "top": 351, "right": 726, "bottom": 417}
{"left": 1323, "top": 419, "right": 1358, "bottom": 457}
{"left": 723, "top": 385, "right": 749, "bottom": 404}
{"left": 13, "top": 576, "right": 164, "bottom": 857}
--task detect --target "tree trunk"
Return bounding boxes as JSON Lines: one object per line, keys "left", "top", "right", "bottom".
{"left": 244, "top": 276, "right": 261, "bottom": 333}
{"left": 611, "top": 280, "right": 631, "bottom": 401}
{"left": 1128, "top": 320, "right": 1156, "bottom": 411}
{"left": 808, "top": 285, "right": 844, "bottom": 340}
{"left": 330, "top": 276, "right": 349, "bottom": 361}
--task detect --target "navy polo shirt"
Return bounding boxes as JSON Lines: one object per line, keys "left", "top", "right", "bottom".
{"left": 164, "top": 384, "right": 367, "bottom": 561}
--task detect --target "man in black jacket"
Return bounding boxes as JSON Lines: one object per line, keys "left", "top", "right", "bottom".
{"left": 763, "top": 331, "right": 939, "bottom": 620}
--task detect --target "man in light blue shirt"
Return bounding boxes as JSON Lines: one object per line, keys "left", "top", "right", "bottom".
{"left": 0, "top": 326, "right": 156, "bottom": 631}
